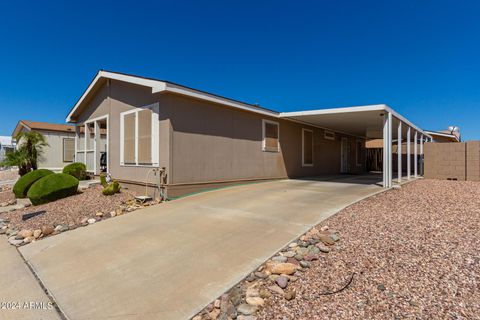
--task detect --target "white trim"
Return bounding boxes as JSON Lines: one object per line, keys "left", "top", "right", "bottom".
{"left": 414, "top": 131, "right": 418, "bottom": 178}
{"left": 280, "top": 104, "right": 432, "bottom": 138}
{"left": 424, "top": 130, "right": 460, "bottom": 141}
{"left": 397, "top": 121, "right": 402, "bottom": 183}
{"left": 301, "top": 128, "right": 313, "bottom": 167}
{"left": 120, "top": 103, "right": 160, "bottom": 167}
{"left": 262, "top": 119, "right": 280, "bottom": 152}
{"left": 324, "top": 130, "right": 335, "bottom": 140}
{"left": 67, "top": 71, "right": 278, "bottom": 122}
{"left": 406, "top": 127, "right": 411, "bottom": 180}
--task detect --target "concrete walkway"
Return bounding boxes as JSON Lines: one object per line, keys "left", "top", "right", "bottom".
{"left": 19, "top": 176, "right": 383, "bottom": 320}
{"left": 0, "top": 239, "right": 60, "bottom": 320}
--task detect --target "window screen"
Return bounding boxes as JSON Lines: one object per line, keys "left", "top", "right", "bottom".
{"left": 303, "top": 129, "right": 313, "bottom": 166}
{"left": 63, "top": 138, "right": 75, "bottom": 162}
{"left": 264, "top": 121, "right": 279, "bottom": 152}
{"left": 137, "top": 109, "right": 152, "bottom": 164}
{"left": 123, "top": 113, "right": 136, "bottom": 164}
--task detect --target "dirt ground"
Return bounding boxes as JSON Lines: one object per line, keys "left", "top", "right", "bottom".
{"left": 256, "top": 179, "right": 480, "bottom": 319}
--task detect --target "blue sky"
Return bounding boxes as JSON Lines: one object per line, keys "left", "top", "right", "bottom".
{"left": 0, "top": 0, "right": 479, "bottom": 139}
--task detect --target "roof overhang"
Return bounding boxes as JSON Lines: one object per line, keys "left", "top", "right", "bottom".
{"left": 12, "top": 121, "right": 30, "bottom": 138}
{"left": 66, "top": 70, "right": 279, "bottom": 122}
{"left": 280, "top": 104, "right": 431, "bottom": 139}
{"left": 424, "top": 130, "right": 460, "bottom": 142}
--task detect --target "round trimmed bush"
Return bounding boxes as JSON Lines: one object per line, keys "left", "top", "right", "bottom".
{"left": 27, "top": 173, "right": 79, "bottom": 205}
{"left": 13, "top": 169, "right": 54, "bottom": 198}
{"left": 63, "top": 162, "right": 87, "bottom": 180}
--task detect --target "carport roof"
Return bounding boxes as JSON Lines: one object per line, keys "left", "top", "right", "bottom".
{"left": 280, "top": 104, "right": 430, "bottom": 139}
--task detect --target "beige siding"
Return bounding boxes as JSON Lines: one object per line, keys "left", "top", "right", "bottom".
{"left": 38, "top": 130, "right": 76, "bottom": 170}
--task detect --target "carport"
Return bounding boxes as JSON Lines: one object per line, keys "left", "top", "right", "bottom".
{"left": 280, "top": 104, "right": 432, "bottom": 188}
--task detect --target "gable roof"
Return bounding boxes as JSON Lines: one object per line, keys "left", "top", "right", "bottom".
{"left": 66, "top": 70, "right": 279, "bottom": 122}
{"left": 424, "top": 130, "right": 460, "bottom": 142}
{"left": 12, "top": 120, "right": 75, "bottom": 137}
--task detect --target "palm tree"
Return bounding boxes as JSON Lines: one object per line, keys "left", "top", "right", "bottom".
{"left": 1, "top": 131, "right": 49, "bottom": 175}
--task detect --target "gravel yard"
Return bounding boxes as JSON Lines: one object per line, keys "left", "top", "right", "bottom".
{"left": 0, "top": 185, "right": 136, "bottom": 231}
{"left": 0, "top": 169, "right": 18, "bottom": 183}
{"left": 255, "top": 179, "right": 480, "bottom": 319}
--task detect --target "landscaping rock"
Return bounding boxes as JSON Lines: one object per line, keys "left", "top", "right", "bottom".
{"left": 95, "top": 211, "right": 103, "bottom": 217}
{"left": 8, "top": 238, "right": 23, "bottom": 246}
{"left": 268, "top": 285, "right": 284, "bottom": 295}
{"left": 259, "top": 289, "right": 271, "bottom": 299}
{"left": 288, "top": 242, "right": 298, "bottom": 248}
{"left": 284, "top": 289, "right": 296, "bottom": 301}
{"left": 214, "top": 299, "right": 221, "bottom": 309}
{"left": 246, "top": 273, "right": 256, "bottom": 282}
{"left": 272, "top": 256, "right": 288, "bottom": 263}
{"left": 303, "top": 254, "right": 319, "bottom": 261}
{"left": 23, "top": 236, "right": 34, "bottom": 244}
{"left": 254, "top": 271, "right": 268, "bottom": 279}
{"left": 275, "top": 275, "right": 289, "bottom": 289}
{"left": 316, "top": 243, "right": 331, "bottom": 253}
{"left": 17, "top": 229, "right": 33, "bottom": 239}
{"left": 330, "top": 233, "right": 340, "bottom": 242}
{"left": 237, "top": 304, "right": 258, "bottom": 316}
{"left": 41, "top": 225, "right": 54, "bottom": 236}
{"left": 246, "top": 297, "right": 264, "bottom": 307}
{"left": 319, "top": 234, "right": 335, "bottom": 245}
{"left": 87, "top": 218, "right": 96, "bottom": 224}
{"left": 33, "top": 229, "right": 42, "bottom": 239}
{"left": 0, "top": 229, "right": 5, "bottom": 235}
{"left": 294, "top": 254, "right": 304, "bottom": 261}
{"left": 229, "top": 287, "right": 242, "bottom": 306}
{"left": 220, "top": 293, "right": 237, "bottom": 318}
{"left": 54, "top": 224, "right": 69, "bottom": 232}
{"left": 300, "top": 261, "right": 311, "bottom": 268}
{"left": 271, "top": 263, "right": 297, "bottom": 275}
{"left": 237, "top": 316, "right": 257, "bottom": 320}
{"left": 283, "top": 251, "right": 296, "bottom": 258}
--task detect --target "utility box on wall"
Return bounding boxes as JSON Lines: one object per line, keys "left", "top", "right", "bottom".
{"left": 424, "top": 141, "right": 480, "bottom": 181}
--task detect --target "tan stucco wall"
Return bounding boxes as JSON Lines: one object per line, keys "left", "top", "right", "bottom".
{"left": 74, "top": 80, "right": 367, "bottom": 197}
{"left": 163, "top": 93, "right": 365, "bottom": 185}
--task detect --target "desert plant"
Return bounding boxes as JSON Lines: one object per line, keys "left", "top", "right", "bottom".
{"left": 99, "top": 173, "right": 108, "bottom": 188}
{"left": 27, "top": 173, "right": 79, "bottom": 205}
{"left": 12, "top": 169, "right": 54, "bottom": 198}
{"left": 63, "top": 162, "right": 87, "bottom": 180}
{"left": 102, "top": 181, "right": 121, "bottom": 196}
{"left": 12, "top": 131, "right": 49, "bottom": 176}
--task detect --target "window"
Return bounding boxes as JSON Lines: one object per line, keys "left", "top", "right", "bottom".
{"left": 63, "top": 138, "right": 75, "bottom": 162}
{"left": 262, "top": 119, "right": 279, "bottom": 152}
{"left": 324, "top": 130, "right": 335, "bottom": 140}
{"left": 302, "top": 129, "right": 313, "bottom": 167}
{"left": 120, "top": 103, "right": 159, "bottom": 166}
{"left": 356, "top": 139, "right": 363, "bottom": 166}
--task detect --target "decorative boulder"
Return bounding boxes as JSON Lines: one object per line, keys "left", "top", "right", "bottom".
{"left": 62, "top": 162, "right": 87, "bottom": 180}
{"left": 27, "top": 173, "right": 79, "bottom": 205}
{"left": 13, "top": 169, "right": 54, "bottom": 198}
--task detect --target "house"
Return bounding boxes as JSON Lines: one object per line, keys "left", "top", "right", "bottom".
{"left": 12, "top": 120, "right": 77, "bottom": 171}
{"left": 424, "top": 127, "right": 461, "bottom": 142}
{"left": 66, "top": 70, "right": 431, "bottom": 197}
{"left": 0, "top": 136, "right": 16, "bottom": 164}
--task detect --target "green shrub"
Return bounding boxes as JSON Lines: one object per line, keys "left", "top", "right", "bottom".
{"left": 100, "top": 173, "right": 108, "bottom": 188}
{"left": 13, "top": 169, "right": 54, "bottom": 198}
{"left": 102, "top": 181, "right": 121, "bottom": 196}
{"left": 63, "top": 162, "right": 87, "bottom": 180}
{"left": 27, "top": 173, "right": 79, "bottom": 205}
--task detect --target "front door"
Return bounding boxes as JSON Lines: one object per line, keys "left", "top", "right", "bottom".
{"left": 341, "top": 137, "right": 349, "bottom": 173}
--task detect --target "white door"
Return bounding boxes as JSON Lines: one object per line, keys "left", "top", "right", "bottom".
{"left": 341, "top": 137, "right": 349, "bottom": 173}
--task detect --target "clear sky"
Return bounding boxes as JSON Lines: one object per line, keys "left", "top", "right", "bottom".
{"left": 1, "top": 0, "right": 479, "bottom": 140}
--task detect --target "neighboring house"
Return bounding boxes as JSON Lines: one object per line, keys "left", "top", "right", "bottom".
{"left": 12, "top": 121, "right": 77, "bottom": 171}
{"left": 0, "top": 136, "right": 16, "bottom": 164}
{"left": 424, "top": 127, "right": 461, "bottom": 142}
{"left": 66, "top": 70, "right": 431, "bottom": 197}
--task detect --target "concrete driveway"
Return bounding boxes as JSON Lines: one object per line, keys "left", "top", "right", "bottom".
{"left": 19, "top": 176, "right": 382, "bottom": 320}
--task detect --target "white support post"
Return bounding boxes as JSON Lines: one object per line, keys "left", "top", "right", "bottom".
{"left": 397, "top": 121, "right": 402, "bottom": 183}
{"left": 420, "top": 134, "right": 424, "bottom": 176}
{"left": 414, "top": 131, "right": 418, "bottom": 178}
{"left": 383, "top": 112, "right": 392, "bottom": 188}
{"left": 406, "top": 127, "right": 411, "bottom": 180}
{"left": 84, "top": 123, "right": 88, "bottom": 165}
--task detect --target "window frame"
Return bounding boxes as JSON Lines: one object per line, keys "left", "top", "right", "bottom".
{"left": 63, "top": 138, "right": 75, "bottom": 163}
{"left": 324, "top": 130, "right": 335, "bottom": 140}
{"left": 120, "top": 103, "right": 159, "bottom": 167}
{"left": 302, "top": 128, "right": 314, "bottom": 167}
{"left": 262, "top": 119, "right": 280, "bottom": 152}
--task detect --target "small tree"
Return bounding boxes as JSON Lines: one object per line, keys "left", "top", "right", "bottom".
{"left": 1, "top": 131, "right": 49, "bottom": 176}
